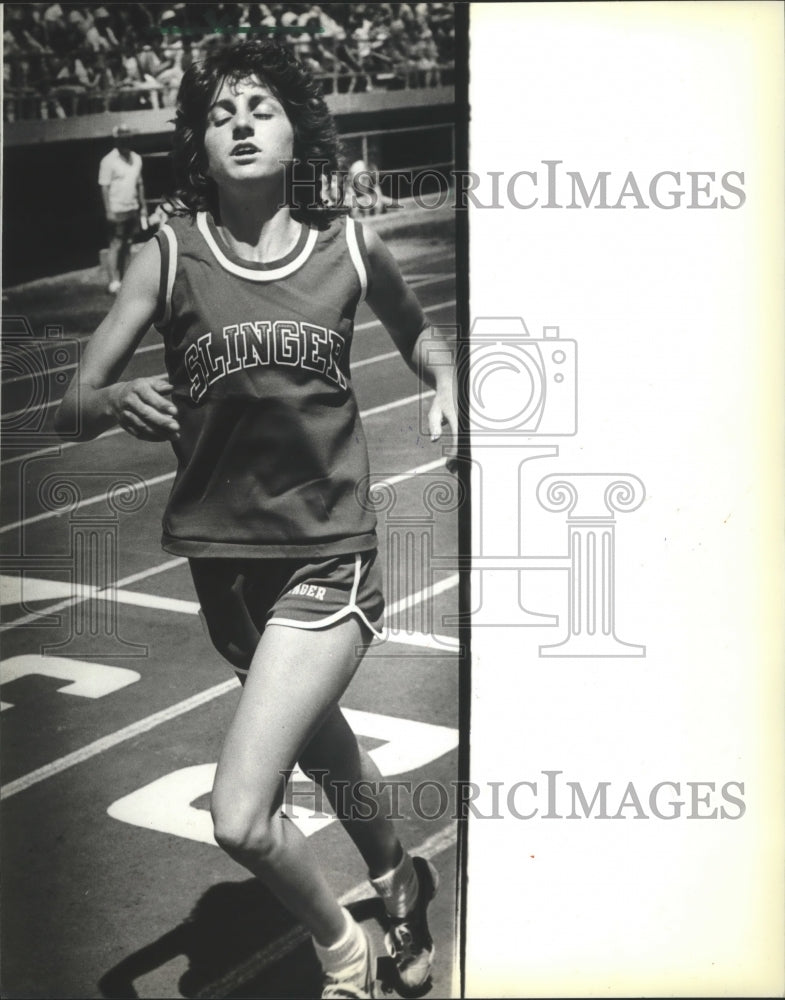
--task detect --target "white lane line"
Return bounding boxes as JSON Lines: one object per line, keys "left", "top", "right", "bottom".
{"left": 0, "top": 391, "right": 437, "bottom": 535}
{"left": 361, "top": 389, "right": 432, "bottom": 418}
{"left": 0, "top": 575, "right": 75, "bottom": 605}
{"left": 0, "top": 680, "right": 238, "bottom": 801}
{"left": 1, "top": 290, "right": 455, "bottom": 423}
{"left": 105, "top": 588, "right": 460, "bottom": 650}
{"left": 3, "top": 344, "right": 401, "bottom": 420}
{"left": 377, "top": 456, "right": 448, "bottom": 487}
{"left": 408, "top": 272, "right": 453, "bottom": 287}
{"left": 99, "top": 589, "right": 461, "bottom": 653}
{"left": 387, "top": 573, "right": 460, "bottom": 617}
{"left": 0, "top": 459, "right": 449, "bottom": 628}
{"left": 1, "top": 572, "right": 460, "bottom": 649}
{"left": 113, "top": 557, "right": 187, "bottom": 587}
{"left": 102, "top": 585, "right": 459, "bottom": 650}
{"left": 0, "top": 572, "right": 460, "bottom": 799}
{"left": 2, "top": 287, "right": 456, "bottom": 387}
{"left": 0, "top": 471, "right": 176, "bottom": 534}
{"left": 1, "top": 296, "right": 455, "bottom": 469}
{"left": 2, "top": 359, "right": 80, "bottom": 385}
{"left": 105, "top": 590, "right": 199, "bottom": 615}
{"left": 352, "top": 349, "right": 398, "bottom": 369}
{"left": 194, "top": 824, "right": 458, "bottom": 999}
{"left": 0, "top": 557, "right": 189, "bottom": 630}
{"left": 378, "top": 628, "right": 460, "bottom": 651}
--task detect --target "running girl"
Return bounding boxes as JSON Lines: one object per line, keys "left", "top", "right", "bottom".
{"left": 56, "top": 39, "right": 456, "bottom": 1000}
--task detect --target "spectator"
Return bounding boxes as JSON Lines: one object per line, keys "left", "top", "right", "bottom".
{"left": 42, "top": 3, "right": 65, "bottom": 27}
{"left": 92, "top": 51, "right": 117, "bottom": 91}
{"left": 137, "top": 42, "right": 163, "bottom": 77}
{"left": 84, "top": 8, "right": 118, "bottom": 51}
{"left": 2, "top": 1, "right": 454, "bottom": 120}
{"left": 18, "top": 6, "right": 49, "bottom": 53}
{"left": 412, "top": 25, "right": 439, "bottom": 87}
{"left": 98, "top": 123, "right": 147, "bottom": 294}
{"left": 333, "top": 28, "right": 365, "bottom": 93}
{"left": 119, "top": 42, "right": 162, "bottom": 108}
{"left": 50, "top": 52, "right": 91, "bottom": 114}
{"left": 155, "top": 40, "right": 187, "bottom": 106}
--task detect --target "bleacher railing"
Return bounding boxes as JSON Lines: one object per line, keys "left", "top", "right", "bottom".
{"left": 3, "top": 54, "right": 454, "bottom": 123}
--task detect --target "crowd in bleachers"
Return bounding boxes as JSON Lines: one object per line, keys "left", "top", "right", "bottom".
{"left": 4, "top": 3, "right": 455, "bottom": 121}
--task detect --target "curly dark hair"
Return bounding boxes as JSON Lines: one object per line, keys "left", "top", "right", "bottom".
{"left": 172, "top": 39, "right": 344, "bottom": 226}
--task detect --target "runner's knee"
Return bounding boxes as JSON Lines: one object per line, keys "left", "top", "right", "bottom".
{"left": 211, "top": 801, "right": 282, "bottom": 864}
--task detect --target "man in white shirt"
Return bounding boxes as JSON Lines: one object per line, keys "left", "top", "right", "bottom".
{"left": 98, "top": 123, "right": 147, "bottom": 293}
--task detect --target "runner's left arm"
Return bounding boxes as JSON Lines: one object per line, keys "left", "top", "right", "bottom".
{"left": 364, "top": 227, "right": 457, "bottom": 447}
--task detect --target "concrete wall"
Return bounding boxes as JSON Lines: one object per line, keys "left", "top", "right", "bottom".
{"left": 4, "top": 87, "right": 453, "bottom": 148}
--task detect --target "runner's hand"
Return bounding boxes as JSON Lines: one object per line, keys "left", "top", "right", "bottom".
{"left": 428, "top": 378, "right": 459, "bottom": 474}
{"left": 110, "top": 375, "right": 180, "bottom": 441}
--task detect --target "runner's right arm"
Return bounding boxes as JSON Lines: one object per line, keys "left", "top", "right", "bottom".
{"left": 54, "top": 239, "right": 180, "bottom": 443}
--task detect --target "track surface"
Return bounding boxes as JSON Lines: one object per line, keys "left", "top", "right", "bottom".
{"left": 1, "top": 233, "right": 460, "bottom": 999}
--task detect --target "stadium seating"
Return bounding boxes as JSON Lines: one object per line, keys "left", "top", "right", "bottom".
{"left": 4, "top": 3, "right": 455, "bottom": 121}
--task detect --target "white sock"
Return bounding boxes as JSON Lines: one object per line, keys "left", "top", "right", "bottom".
{"left": 314, "top": 908, "right": 368, "bottom": 975}
{"left": 370, "top": 850, "right": 419, "bottom": 919}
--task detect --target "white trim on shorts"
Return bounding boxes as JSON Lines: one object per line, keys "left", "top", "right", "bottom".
{"left": 266, "top": 553, "right": 383, "bottom": 635}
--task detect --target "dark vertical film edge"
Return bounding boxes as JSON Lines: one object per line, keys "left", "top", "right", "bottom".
{"left": 453, "top": 3, "right": 471, "bottom": 998}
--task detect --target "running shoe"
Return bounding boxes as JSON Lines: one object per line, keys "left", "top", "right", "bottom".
{"left": 383, "top": 856, "right": 439, "bottom": 994}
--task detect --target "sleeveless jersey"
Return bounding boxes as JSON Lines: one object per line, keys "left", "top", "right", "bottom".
{"left": 153, "top": 211, "right": 377, "bottom": 558}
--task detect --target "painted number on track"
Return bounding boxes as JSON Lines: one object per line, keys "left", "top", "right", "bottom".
{"left": 106, "top": 709, "right": 458, "bottom": 844}
{"left": 0, "top": 655, "right": 140, "bottom": 711}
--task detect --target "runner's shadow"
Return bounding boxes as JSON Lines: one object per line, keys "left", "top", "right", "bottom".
{"left": 98, "top": 881, "right": 385, "bottom": 999}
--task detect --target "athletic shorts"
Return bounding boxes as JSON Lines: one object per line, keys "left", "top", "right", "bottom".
{"left": 107, "top": 210, "right": 138, "bottom": 241}
{"left": 189, "top": 550, "right": 385, "bottom": 674}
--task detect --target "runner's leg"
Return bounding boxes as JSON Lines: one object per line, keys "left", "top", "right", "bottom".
{"left": 298, "top": 704, "right": 402, "bottom": 877}
{"left": 210, "top": 617, "right": 370, "bottom": 946}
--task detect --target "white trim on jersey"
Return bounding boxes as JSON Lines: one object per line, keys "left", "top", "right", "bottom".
{"left": 345, "top": 217, "right": 368, "bottom": 303}
{"left": 196, "top": 212, "right": 318, "bottom": 281}
{"left": 159, "top": 223, "right": 178, "bottom": 328}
